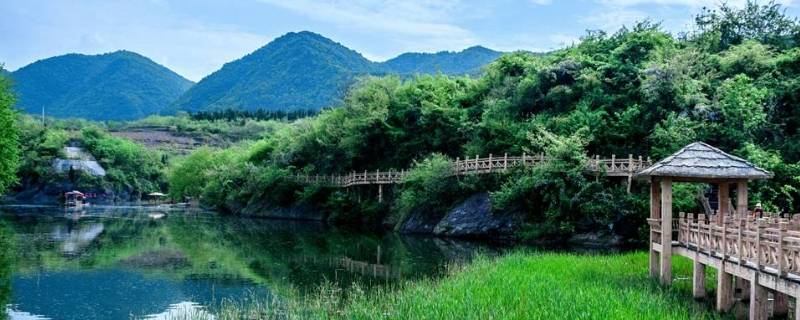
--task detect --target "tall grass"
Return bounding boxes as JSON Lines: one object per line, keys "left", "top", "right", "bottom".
{"left": 201, "top": 251, "right": 729, "bottom": 320}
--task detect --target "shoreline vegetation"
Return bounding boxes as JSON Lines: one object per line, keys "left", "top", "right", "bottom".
{"left": 203, "top": 251, "right": 724, "bottom": 320}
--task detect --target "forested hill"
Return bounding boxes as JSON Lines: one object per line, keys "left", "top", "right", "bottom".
{"left": 173, "top": 31, "right": 378, "bottom": 113}
{"left": 11, "top": 51, "right": 193, "bottom": 120}
{"left": 382, "top": 46, "right": 503, "bottom": 75}
{"left": 173, "top": 31, "right": 504, "bottom": 113}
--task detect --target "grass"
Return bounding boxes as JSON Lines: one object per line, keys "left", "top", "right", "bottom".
{"left": 204, "top": 251, "right": 731, "bottom": 320}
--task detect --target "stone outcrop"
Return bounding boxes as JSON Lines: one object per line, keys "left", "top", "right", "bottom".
{"left": 433, "top": 192, "right": 520, "bottom": 238}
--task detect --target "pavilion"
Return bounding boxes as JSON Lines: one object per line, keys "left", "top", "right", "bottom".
{"left": 637, "top": 142, "right": 788, "bottom": 319}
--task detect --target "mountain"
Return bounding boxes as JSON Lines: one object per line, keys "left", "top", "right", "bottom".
{"left": 11, "top": 51, "right": 193, "bottom": 120}
{"left": 382, "top": 46, "right": 503, "bottom": 75}
{"left": 175, "top": 31, "right": 505, "bottom": 112}
{"left": 173, "top": 31, "right": 378, "bottom": 112}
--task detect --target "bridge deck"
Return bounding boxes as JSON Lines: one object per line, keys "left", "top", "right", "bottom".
{"left": 651, "top": 214, "right": 800, "bottom": 318}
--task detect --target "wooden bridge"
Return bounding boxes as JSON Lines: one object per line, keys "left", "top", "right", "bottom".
{"left": 291, "top": 153, "right": 651, "bottom": 188}
{"left": 642, "top": 142, "right": 800, "bottom": 319}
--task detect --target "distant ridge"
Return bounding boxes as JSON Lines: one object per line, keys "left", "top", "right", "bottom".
{"left": 11, "top": 51, "right": 193, "bottom": 120}
{"left": 173, "top": 31, "right": 504, "bottom": 113}
{"left": 11, "top": 31, "right": 507, "bottom": 120}
{"left": 382, "top": 46, "right": 502, "bottom": 75}
{"left": 173, "top": 31, "right": 379, "bottom": 113}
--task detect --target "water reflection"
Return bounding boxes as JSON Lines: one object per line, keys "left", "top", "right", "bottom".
{"left": 0, "top": 206, "right": 512, "bottom": 319}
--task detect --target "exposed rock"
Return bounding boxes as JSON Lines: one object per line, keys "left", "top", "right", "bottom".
{"left": 53, "top": 146, "right": 107, "bottom": 176}
{"left": 433, "top": 193, "right": 520, "bottom": 238}
{"left": 399, "top": 208, "right": 444, "bottom": 234}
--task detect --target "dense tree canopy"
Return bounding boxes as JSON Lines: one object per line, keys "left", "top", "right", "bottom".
{"left": 0, "top": 69, "right": 20, "bottom": 194}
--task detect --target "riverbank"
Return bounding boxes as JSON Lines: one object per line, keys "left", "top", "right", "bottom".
{"left": 210, "top": 251, "right": 725, "bottom": 319}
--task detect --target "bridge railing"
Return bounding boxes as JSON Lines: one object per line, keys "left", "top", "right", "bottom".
{"left": 292, "top": 154, "right": 651, "bottom": 187}
{"left": 671, "top": 213, "right": 800, "bottom": 277}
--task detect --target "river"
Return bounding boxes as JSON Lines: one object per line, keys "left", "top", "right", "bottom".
{"left": 0, "top": 205, "right": 515, "bottom": 319}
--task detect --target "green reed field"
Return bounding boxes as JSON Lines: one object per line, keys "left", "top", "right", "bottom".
{"left": 207, "top": 251, "right": 730, "bottom": 320}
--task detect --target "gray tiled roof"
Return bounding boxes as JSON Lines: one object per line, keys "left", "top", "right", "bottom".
{"left": 636, "top": 142, "right": 772, "bottom": 180}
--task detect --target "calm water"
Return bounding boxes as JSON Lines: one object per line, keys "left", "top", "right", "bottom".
{"left": 0, "top": 206, "right": 513, "bottom": 320}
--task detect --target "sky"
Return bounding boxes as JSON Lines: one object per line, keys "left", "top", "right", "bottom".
{"left": 2, "top": 0, "right": 799, "bottom": 82}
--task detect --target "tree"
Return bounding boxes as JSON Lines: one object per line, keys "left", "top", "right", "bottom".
{"left": 0, "top": 69, "right": 20, "bottom": 194}
{"left": 694, "top": 0, "right": 800, "bottom": 50}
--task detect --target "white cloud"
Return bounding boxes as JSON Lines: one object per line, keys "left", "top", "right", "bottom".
{"left": 255, "top": 0, "right": 478, "bottom": 50}
{"left": 0, "top": 0, "right": 270, "bottom": 81}
{"left": 581, "top": 8, "right": 650, "bottom": 31}
{"left": 256, "top": 0, "right": 470, "bottom": 37}
{"left": 530, "top": 0, "right": 553, "bottom": 5}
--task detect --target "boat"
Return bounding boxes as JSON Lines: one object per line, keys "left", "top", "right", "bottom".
{"left": 64, "top": 190, "right": 86, "bottom": 209}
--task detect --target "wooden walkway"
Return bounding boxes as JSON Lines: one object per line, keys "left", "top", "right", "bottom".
{"left": 650, "top": 214, "right": 800, "bottom": 318}
{"left": 291, "top": 154, "right": 651, "bottom": 188}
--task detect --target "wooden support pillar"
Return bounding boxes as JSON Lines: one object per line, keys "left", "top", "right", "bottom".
{"left": 626, "top": 154, "right": 633, "bottom": 194}
{"left": 377, "top": 184, "right": 383, "bottom": 203}
{"left": 736, "top": 277, "right": 750, "bottom": 302}
{"left": 750, "top": 274, "right": 768, "bottom": 320}
{"left": 774, "top": 292, "right": 789, "bottom": 317}
{"left": 660, "top": 178, "right": 672, "bottom": 285}
{"left": 693, "top": 260, "right": 706, "bottom": 299}
{"left": 649, "top": 179, "right": 661, "bottom": 278}
{"left": 718, "top": 182, "right": 729, "bottom": 225}
{"left": 737, "top": 181, "right": 748, "bottom": 220}
{"left": 795, "top": 297, "right": 800, "bottom": 320}
{"left": 717, "top": 269, "right": 734, "bottom": 312}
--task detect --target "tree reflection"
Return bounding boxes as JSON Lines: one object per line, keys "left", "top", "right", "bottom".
{"left": 0, "top": 221, "right": 15, "bottom": 320}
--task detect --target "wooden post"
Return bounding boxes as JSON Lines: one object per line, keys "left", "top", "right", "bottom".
{"left": 779, "top": 222, "right": 787, "bottom": 277}
{"left": 718, "top": 183, "right": 729, "bottom": 225}
{"left": 503, "top": 153, "right": 508, "bottom": 171}
{"left": 717, "top": 268, "right": 734, "bottom": 312}
{"left": 737, "top": 219, "right": 744, "bottom": 265}
{"left": 660, "top": 178, "right": 672, "bottom": 285}
{"left": 378, "top": 184, "right": 383, "bottom": 203}
{"left": 522, "top": 153, "right": 526, "bottom": 166}
{"left": 756, "top": 220, "right": 764, "bottom": 271}
{"left": 649, "top": 179, "right": 661, "bottom": 278}
{"left": 721, "top": 215, "right": 728, "bottom": 259}
{"left": 737, "top": 181, "right": 748, "bottom": 220}
{"left": 611, "top": 154, "right": 616, "bottom": 170}
{"left": 626, "top": 154, "right": 633, "bottom": 193}
{"left": 456, "top": 157, "right": 460, "bottom": 175}
{"left": 693, "top": 260, "right": 706, "bottom": 299}
{"left": 750, "top": 273, "right": 768, "bottom": 320}
{"left": 489, "top": 154, "right": 493, "bottom": 172}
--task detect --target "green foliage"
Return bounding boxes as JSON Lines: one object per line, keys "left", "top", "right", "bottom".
{"left": 81, "top": 126, "right": 165, "bottom": 195}
{"left": 11, "top": 51, "right": 192, "bottom": 120}
{"left": 167, "top": 148, "right": 221, "bottom": 200}
{"left": 394, "top": 154, "right": 457, "bottom": 226}
{"left": 693, "top": 0, "right": 800, "bottom": 50}
{"left": 0, "top": 70, "right": 20, "bottom": 194}
{"left": 493, "top": 127, "right": 598, "bottom": 238}
{"left": 217, "top": 252, "right": 723, "bottom": 319}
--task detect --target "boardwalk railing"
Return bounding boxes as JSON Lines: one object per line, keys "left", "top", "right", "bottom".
{"left": 655, "top": 213, "right": 800, "bottom": 278}
{"left": 292, "top": 154, "right": 651, "bottom": 188}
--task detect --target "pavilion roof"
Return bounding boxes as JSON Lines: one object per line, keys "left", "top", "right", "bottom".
{"left": 636, "top": 142, "right": 773, "bottom": 180}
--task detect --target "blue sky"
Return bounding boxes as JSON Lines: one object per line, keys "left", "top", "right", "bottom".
{"left": 2, "top": 0, "right": 798, "bottom": 81}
